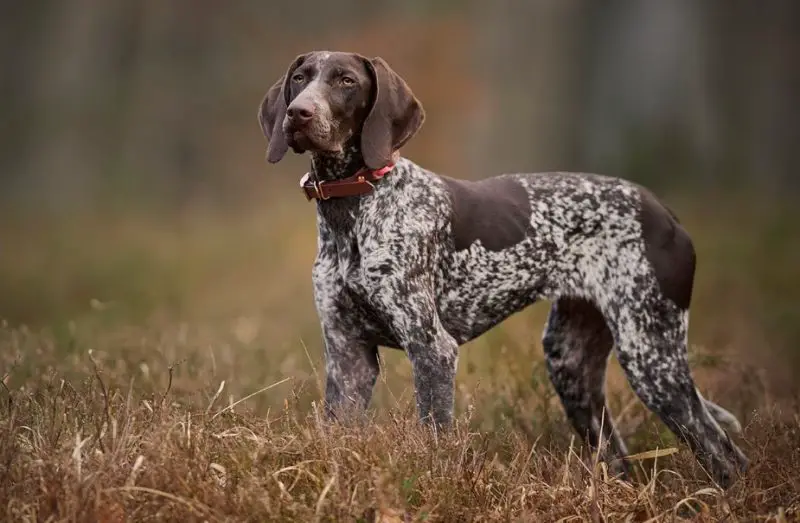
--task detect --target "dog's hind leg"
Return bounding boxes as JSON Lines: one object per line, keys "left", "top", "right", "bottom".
{"left": 542, "top": 297, "right": 630, "bottom": 477}
{"left": 608, "top": 294, "right": 748, "bottom": 488}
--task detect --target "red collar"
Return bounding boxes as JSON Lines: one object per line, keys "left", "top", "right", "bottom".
{"left": 299, "top": 163, "right": 395, "bottom": 201}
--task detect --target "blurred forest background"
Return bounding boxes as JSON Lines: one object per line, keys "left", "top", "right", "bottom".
{"left": 1, "top": 1, "right": 799, "bottom": 399}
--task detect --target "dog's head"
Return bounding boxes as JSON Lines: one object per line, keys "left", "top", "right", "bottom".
{"left": 258, "top": 51, "right": 425, "bottom": 169}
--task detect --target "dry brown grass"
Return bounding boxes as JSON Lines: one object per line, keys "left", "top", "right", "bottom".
{"left": 1, "top": 320, "right": 799, "bottom": 522}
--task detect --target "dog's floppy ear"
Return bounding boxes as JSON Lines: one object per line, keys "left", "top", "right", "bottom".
{"left": 258, "top": 54, "right": 307, "bottom": 164}
{"left": 360, "top": 57, "right": 425, "bottom": 170}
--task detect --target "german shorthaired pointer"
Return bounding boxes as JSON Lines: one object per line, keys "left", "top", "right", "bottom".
{"left": 258, "top": 51, "right": 749, "bottom": 487}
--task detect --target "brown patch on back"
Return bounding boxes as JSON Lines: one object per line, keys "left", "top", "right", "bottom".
{"left": 637, "top": 187, "right": 696, "bottom": 310}
{"left": 442, "top": 176, "right": 532, "bottom": 252}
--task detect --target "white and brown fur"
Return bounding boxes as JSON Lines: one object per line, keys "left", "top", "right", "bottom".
{"left": 258, "top": 51, "right": 749, "bottom": 488}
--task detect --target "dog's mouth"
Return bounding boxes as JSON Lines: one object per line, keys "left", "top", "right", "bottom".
{"left": 286, "top": 127, "right": 341, "bottom": 155}
{"left": 287, "top": 130, "right": 314, "bottom": 153}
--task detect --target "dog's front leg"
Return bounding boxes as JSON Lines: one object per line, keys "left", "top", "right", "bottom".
{"left": 314, "top": 257, "right": 379, "bottom": 422}
{"left": 369, "top": 275, "right": 459, "bottom": 429}
{"left": 319, "top": 319, "right": 379, "bottom": 421}
{"left": 406, "top": 326, "right": 459, "bottom": 429}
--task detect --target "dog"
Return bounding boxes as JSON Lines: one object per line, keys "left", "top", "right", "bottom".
{"left": 257, "top": 51, "right": 748, "bottom": 488}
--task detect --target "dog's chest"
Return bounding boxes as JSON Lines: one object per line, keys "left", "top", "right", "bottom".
{"left": 332, "top": 234, "right": 362, "bottom": 285}
{"left": 314, "top": 204, "right": 371, "bottom": 294}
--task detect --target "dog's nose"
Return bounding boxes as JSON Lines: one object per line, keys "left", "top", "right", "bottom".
{"left": 287, "top": 103, "right": 314, "bottom": 126}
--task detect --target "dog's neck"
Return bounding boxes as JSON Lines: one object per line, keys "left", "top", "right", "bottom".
{"left": 308, "top": 140, "right": 401, "bottom": 232}
{"left": 309, "top": 142, "right": 366, "bottom": 183}
{"left": 308, "top": 142, "right": 364, "bottom": 233}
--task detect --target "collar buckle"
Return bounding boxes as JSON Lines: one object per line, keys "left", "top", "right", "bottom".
{"left": 299, "top": 172, "right": 313, "bottom": 202}
{"left": 314, "top": 179, "right": 329, "bottom": 200}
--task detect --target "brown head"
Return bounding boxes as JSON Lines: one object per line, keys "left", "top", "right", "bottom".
{"left": 258, "top": 51, "right": 425, "bottom": 170}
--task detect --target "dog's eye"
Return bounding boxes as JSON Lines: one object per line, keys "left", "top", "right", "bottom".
{"left": 340, "top": 76, "right": 356, "bottom": 86}
{"left": 291, "top": 73, "right": 305, "bottom": 83}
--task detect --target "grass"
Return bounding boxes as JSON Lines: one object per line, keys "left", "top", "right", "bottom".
{"left": 1, "top": 195, "right": 799, "bottom": 521}
{"left": 1, "top": 342, "right": 799, "bottom": 522}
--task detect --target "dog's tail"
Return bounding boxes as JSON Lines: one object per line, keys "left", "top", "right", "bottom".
{"left": 698, "top": 389, "right": 742, "bottom": 435}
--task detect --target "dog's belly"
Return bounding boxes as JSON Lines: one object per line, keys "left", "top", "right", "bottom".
{"left": 438, "top": 285, "right": 540, "bottom": 345}
{"left": 435, "top": 246, "right": 548, "bottom": 345}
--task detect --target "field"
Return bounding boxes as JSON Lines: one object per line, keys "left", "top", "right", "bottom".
{"left": 1, "top": 197, "right": 799, "bottom": 522}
